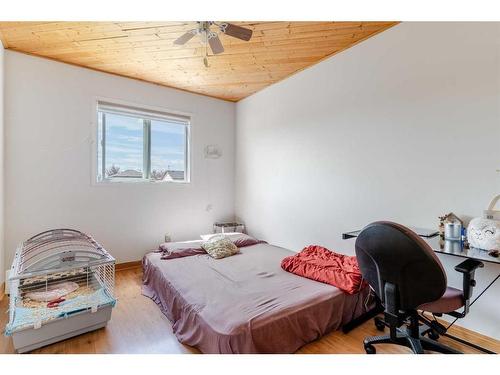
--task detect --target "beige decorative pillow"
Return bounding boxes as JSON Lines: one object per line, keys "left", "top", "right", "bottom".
{"left": 201, "top": 235, "right": 239, "bottom": 259}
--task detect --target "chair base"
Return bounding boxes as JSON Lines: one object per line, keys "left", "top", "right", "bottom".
{"left": 364, "top": 326, "right": 462, "bottom": 354}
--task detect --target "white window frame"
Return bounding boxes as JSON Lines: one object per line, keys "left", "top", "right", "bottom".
{"left": 93, "top": 99, "right": 191, "bottom": 184}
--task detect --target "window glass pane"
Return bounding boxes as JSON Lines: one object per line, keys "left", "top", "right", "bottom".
{"left": 150, "top": 120, "right": 186, "bottom": 181}
{"left": 103, "top": 112, "right": 144, "bottom": 179}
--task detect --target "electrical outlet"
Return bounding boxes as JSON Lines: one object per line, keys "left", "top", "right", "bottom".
{"left": 164, "top": 234, "right": 171, "bottom": 243}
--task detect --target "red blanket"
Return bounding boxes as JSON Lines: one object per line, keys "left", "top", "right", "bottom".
{"left": 281, "top": 245, "right": 365, "bottom": 294}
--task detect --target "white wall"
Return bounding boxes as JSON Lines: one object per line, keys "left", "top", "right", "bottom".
{"left": 236, "top": 22, "right": 500, "bottom": 338}
{"left": 5, "top": 51, "right": 235, "bottom": 265}
{"left": 0, "top": 42, "right": 4, "bottom": 286}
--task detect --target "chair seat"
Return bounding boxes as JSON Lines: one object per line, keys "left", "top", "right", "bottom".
{"left": 418, "top": 286, "right": 464, "bottom": 313}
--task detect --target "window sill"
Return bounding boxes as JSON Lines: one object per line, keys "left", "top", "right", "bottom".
{"left": 94, "top": 178, "right": 190, "bottom": 185}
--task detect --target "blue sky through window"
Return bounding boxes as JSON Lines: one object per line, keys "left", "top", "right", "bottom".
{"left": 100, "top": 112, "right": 186, "bottom": 178}
{"left": 151, "top": 119, "right": 185, "bottom": 172}
{"left": 105, "top": 113, "right": 143, "bottom": 174}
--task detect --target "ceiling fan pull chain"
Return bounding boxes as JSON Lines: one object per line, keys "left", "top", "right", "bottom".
{"left": 204, "top": 32, "right": 209, "bottom": 67}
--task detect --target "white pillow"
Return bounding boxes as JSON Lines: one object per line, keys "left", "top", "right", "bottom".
{"left": 200, "top": 232, "right": 243, "bottom": 241}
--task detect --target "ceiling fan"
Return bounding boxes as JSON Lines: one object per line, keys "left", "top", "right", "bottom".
{"left": 173, "top": 21, "right": 253, "bottom": 67}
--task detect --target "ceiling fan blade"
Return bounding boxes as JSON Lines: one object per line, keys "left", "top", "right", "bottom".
{"left": 222, "top": 23, "right": 253, "bottom": 41}
{"left": 174, "top": 31, "right": 195, "bottom": 45}
{"left": 208, "top": 35, "right": 224, "bottom": 54}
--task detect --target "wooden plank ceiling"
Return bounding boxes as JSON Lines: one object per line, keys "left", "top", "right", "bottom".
{"left": 0, "top": 21, "right": 397, "bottom": 101}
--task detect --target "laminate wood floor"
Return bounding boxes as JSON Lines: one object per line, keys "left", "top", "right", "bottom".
{"left": 1, "top": 267, "right": 498, "bottom": 354}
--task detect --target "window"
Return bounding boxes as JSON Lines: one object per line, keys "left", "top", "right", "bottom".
{"left": 96, "top": 101, "right": 190, "bottom": 183}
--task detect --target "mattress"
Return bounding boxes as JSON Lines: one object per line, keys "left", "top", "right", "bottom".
{"left": 142, "top": 242, "right": 371, "bottom": 353}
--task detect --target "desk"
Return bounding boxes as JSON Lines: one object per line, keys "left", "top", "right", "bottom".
{"left": 341, "top": 227, "right": 499, "bottom": 353}
{"left": 342, "top": 229, "right": 500, "bottom": 265}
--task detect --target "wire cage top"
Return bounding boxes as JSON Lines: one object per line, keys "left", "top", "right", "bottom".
{"left": 10, "top": 228, "right": 115, "bottom": 280}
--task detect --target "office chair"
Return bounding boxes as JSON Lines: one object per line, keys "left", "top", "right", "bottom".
{"left": 355, "top": 221, "right": 484, "bottom": 354}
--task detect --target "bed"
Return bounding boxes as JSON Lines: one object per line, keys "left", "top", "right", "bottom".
{"left": 142, "top": 240, "right": 371, "bottom": 354}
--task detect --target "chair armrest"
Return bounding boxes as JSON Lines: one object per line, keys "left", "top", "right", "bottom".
{"left": 454, "top": 259, "right": 484, "bottom": 308}
{"left": 454, "top": 259, "right": 484, "bottom": 274}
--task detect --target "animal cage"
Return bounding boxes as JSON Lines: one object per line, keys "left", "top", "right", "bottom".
{"left": 5, "top": 229, "right": 116, "bottom": 353}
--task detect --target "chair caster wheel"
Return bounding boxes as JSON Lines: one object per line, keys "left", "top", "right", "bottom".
{"left": 374, "top": 318, "right": 385, "bottom": 331}
{"left": 428, "top": 330, "right": 440, "bottom": 340}
{"left": 365, "top": 344, "right": 376, "bottom": 354}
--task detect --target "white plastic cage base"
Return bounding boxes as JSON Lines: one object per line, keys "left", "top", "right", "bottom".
{"left": 11, "top": 305, "right": 112, "bottom": 353}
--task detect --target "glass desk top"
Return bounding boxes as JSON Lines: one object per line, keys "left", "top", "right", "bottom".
{"left": 342, "top": 229, "right": 500, "bottom": 265}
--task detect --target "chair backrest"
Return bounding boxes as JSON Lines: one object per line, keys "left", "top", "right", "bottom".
{"left": 355, "top": 221, "right": 447, "bottom": 310}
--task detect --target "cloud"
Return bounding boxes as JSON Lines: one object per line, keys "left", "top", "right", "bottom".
{"left": 103, "top": 112, "right": 187, "bottom": 135}
{"left": 151, "top": 123, "right": 186, "bottom": 136}
{"left": 151, "top": 156, "right": 184, "bottom": 170}
{"left": 104, "top": 113, "right": 143, "bottom": 131}
{"left": 117, "top": 135, "right": 141, "bottom": 142}
{"left": 106, "top": 145, "right": 142, "bottom": 155}
{"left": 151, "top": 148, "right": 185, "bottom": 156}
